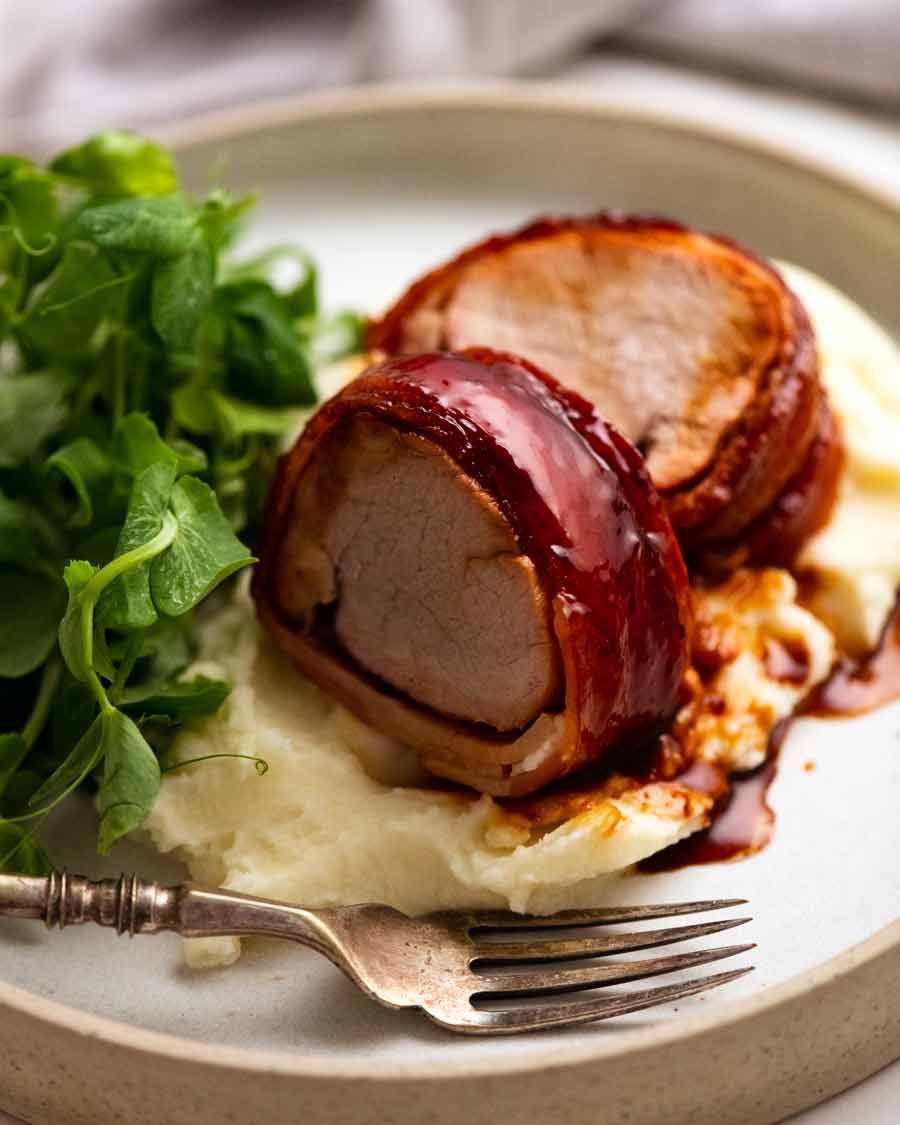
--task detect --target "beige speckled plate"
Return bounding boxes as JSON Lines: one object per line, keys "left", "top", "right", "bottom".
{"left": 1, "top": 84, "right": 899, "bottom": 1125}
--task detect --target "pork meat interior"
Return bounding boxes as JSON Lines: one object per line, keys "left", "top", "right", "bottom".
{"left": 274, "top": 414, "right": 562, "bottom": 732}
{"left": 253, "top": 349, "right": 691, "bottom": 796}
{"left": 368, "top": 215, "right": 841, "bottom": 557}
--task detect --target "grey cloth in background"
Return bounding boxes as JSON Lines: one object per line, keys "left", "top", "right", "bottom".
{"left": 0, "top": 0, "right": 899, "bottom": 152}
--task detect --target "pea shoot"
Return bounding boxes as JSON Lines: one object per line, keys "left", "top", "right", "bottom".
{"left": 0, "top": 131, "right": 362, "bottom": 868}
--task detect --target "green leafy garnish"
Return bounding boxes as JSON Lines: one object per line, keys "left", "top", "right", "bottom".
{"left": 0, "top": 372, "right": 71, "bottom": 468}
{"left": 45, "top": 437, "right": 114, "bottom": 526}
{"left": 95, "top": 709, "right": 161, "bottom": 855}
{"left": 150, "top": 475, "right": 252, "bottom": 616}
{"left": 77, "top": 197, "right": 196, "bottom": 257}
{"left": 0, "top": 572, "right": 66, "bottom": 678}
{"left": 217, "top": 279, "right": 316, "bottom": 406}
{"left": 0, "top": 129, "right": 362, "bottom": 868}
{"left": 0, "top": 734, "right": 30, "bottom": 797}
{"left": 19, "top": 241, "right": 124, "bottom": 358}
{"left": 120, "top": 674, "right": 231, "bottom": 720}
{"left": 0, "top": 823, "right": 53, "bottom": 874}
{"left": 50, "top": 132, "right": 178, "bottom": 197}
{"left": 151, "top": 238, "right": 214, "bottom": 352}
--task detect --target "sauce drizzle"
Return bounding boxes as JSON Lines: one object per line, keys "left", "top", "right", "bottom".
{"left": 639, "top": 722, "right": 788, "bottom": 872}
{"left": 764, "top": 636, "right": 810, "bottom": 685}
{"left": 805, "top": 598, "right": 900, "bottom": 717}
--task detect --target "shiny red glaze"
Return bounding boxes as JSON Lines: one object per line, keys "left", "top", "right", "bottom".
{"left": 253, "top": 348, "right": 692, "bottom": 784}
{"left": 640, "top": 758, "right": 777, "bottom": 871}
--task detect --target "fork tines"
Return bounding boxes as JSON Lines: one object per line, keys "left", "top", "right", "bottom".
{"left": 466, "top": 897, "right": 749, "bottom": 930}
{"left": 459, "top": 898, "right": 754, "bottom": 1032}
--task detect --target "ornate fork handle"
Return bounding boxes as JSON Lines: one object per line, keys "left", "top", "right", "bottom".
{"left": 0, "top": 870, "right": 339, "bottom": 957}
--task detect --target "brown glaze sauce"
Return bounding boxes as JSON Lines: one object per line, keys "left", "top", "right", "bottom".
{"left": 504, "top": 717, "right": 785, "bottom": 873}
{"left": 764, "top": 636, "right": 810, "bottom": 685}
{"left": 644, "top": 595, "right": 900, "bottom": 872}
{"left": 804, "top": 597, "right": 900, "bottom": 717}
{"left": 639, "top": 722, "right": 788, "bottom": 872}
{"left": 640, "top": 758, "right": 777, "bottom": 872}
{"left": 425, "top": 599, "right": 900, "bottom": 871}
{"left": 456, "top": 587, "right": 898, "bottom": 869}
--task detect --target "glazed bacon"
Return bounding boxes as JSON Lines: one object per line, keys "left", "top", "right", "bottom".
{"left": 368, "top": 214, "right": 841, "bottom": 560}
{"left": 252, "top": 349, "right": 691, "bottom": 796}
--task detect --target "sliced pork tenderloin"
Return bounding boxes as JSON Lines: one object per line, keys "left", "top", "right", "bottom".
{"left": 253, "top": 349, "right": 691, "bottom": 796}
{"left": 368, "top": 214, "right": 841, "bottom": 561}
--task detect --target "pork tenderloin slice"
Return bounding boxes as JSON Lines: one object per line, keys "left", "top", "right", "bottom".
{"left": 260, "top": 606, "right": 568, "bottom": 795}
{"left": 254, "top": 349, "right": 691, "bottom": 796}
{"left": 275, "top": 415, "right": 562, "bottom": 732}
{"left": 442, "top": 230, "right": 781, "bottom": 490}
{"left": 369, "top": 215, "right": 831, "bottom": 557}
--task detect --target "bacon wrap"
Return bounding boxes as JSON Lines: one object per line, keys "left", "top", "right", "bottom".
{"left": 368, "top": 213, "right": 841, "bottom": 562}
{"left": 252, "top": 349, "right": 691, "bottom": 796}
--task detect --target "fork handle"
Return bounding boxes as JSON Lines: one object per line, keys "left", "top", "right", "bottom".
{"left": 0, "top": 870, "right": 338, "bottom": 955}
{"left": 1, "top": 871, "right": 179, "bottom": 935}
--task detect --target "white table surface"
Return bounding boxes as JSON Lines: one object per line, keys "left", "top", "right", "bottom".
{"left": 1, "top": 56, "right": 898, "bottom": 1125}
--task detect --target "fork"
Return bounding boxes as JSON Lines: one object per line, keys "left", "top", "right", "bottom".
{"left": 0, "top": 870, "right": 753, "bottom": 1035}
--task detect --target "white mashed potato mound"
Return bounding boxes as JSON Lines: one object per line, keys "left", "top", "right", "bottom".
{"left": 780, "top": 263, "right": 900, "bottom": 653}
{"left": 146, "top": 570, "right": 830, "bottom": 968}
{"left": 146, "top": 591, "right": 706, "bottom": 965}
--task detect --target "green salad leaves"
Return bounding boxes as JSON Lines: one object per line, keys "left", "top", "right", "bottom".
{"left": 0, "top": 131, "right": 362, "bottom": 871}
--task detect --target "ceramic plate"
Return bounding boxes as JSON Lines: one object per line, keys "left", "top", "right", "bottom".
{"left": 1, "top": 85, "right": 899, "bottom": 1125}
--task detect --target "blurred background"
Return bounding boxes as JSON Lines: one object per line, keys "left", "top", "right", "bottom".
{"left": 0, "top": 0, "right": 898, "bottom": 174}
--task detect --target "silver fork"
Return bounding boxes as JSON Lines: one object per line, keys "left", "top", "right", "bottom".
{"left": 0, "top": 871, "right": 754, "bottom": 1035}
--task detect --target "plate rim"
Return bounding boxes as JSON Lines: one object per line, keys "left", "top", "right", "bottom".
{"left": 156, "top": 78, "right": 900, "bottom": 219}
{"left": 2, "top": 80, "right": 899, "bottom": 1084}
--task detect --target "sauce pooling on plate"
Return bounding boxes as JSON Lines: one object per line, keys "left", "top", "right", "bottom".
{"left": 640, "top": 723, "right": 788, "bottom": 872}
{"left": 640, "top": 760, "right": 778, "bottom": 872}
{"left": 646, "top": 591, "right": 900, "bottom": 872}
{"left": 804, "top": 598, "right": 900, "bottom": 716}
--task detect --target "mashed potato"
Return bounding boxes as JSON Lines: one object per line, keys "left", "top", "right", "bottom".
{"left": 146, "top": 568, "right": 831, "bottom": 967}
{"left": 780, "top": 264, "right": 900, "bottom": 653}
{"left": 144, "top": 265, "right": 898, "bottom": 968}
{"left": 147, "top": 588, "right": 707, "bottom": 967}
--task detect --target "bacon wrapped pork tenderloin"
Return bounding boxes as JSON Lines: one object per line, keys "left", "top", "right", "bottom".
{"left": 253, "top": 349, "right": 691, "bottom": 796}
{"left": 368, "top": 215, "right": 843, "bottom": 561}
